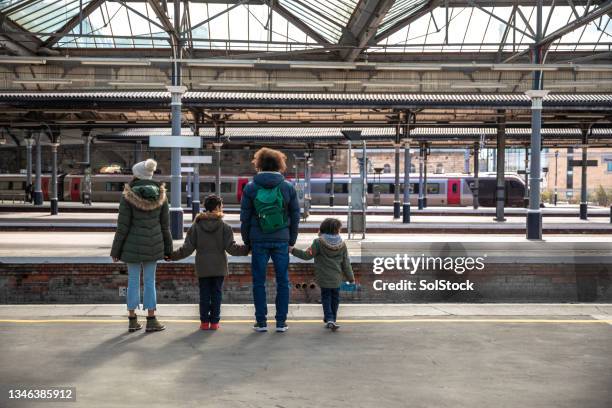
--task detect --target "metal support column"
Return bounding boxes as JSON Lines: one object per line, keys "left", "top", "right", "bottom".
{"left": 304, "top": 151, "right": 312, "bottom": 218}
{"left": 580, "top": 130, "right": 589, "bottom": 220}
{"left": 523, "top": 147, "right": 530, "bottom": 207}
{"left": 50, "top": 142, "right": 59, "bottom": 215}
{"left": 473, "top": 142, "right": 479, "bottom": 210}
{"left": 361, "top": 141, "right": 367, "bottom": 238}
{"left": 213, "top": 142, "right": 222, "bottom": 198}
{"left": 192, "top": 149, "right": 200, "bottom": 219}
{"left": 83, "top": 134, "right": 92, "bottom": 205}
{"left": 393, "top": 142, "right": 401, "bottom": 218}
{"left": 402, "top": 140, "right": 411, "bottom": 223}
{"left": 423, "top": 144, "right": 428, "bottom": 208}
{"left": 33, "top": 132, "right": 43, "bottom": 206}
{"left": 329, "top": 149, "right": 336, "bottom": 207}
{"left": 168, "top": 85, "right": 187, "bottom": 239}
{"left": 25, "top": 136, "right": 33, "bottom": 203}
{"left": 495, "top": 112, "right": 506, "bottom": 222}
{"left": 186, "top": 172, "right": 192, "bottom": 207}
{"left": 418, "top": 143, "right": 424, "bottom": 210}
{"left": 134, "top": 141, "right": 143, "bottom": 164}
{"left": 553, "top": 150, "right": 559, "bottom": 206}
{"left": 526, "top": 90, "right": 549, "bottom": 239}
{"left": 347, "top": 142, "right": 352, "bottom": 237}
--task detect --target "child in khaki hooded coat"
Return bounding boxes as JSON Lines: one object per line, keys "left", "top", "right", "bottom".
{"left": 170, "top": 195, "right": 248, "bottom": 330}
{"left": 291, "top": 218, "right": 354, "bottom": 331}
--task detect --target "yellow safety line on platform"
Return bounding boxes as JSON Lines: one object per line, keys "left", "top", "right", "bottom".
{"left": 0, "top": 319, "right": 611, "bottom": 324}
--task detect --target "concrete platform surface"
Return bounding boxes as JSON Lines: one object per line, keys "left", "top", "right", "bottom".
{"left": 2, "top": 231, "right": 612, "bottom": 260}
{"left": 2, "top": 303, "right": 612, "bottom": 318}
{"left": 0, "top": 305, "right": 610, "bottom": 408}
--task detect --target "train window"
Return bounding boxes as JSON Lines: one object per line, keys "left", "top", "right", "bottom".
{"left": 14, "top": 181, "right": 25, "bottom": 190}
{"left": 368, "top": 183, "right": 392, "bottom": 194}
{"left": 201, "top": 182, "right": 215, "bottom": 193}
{"left": 105, "top": 182, "right": 124, "bottom": 192}
{"left": 0, "top": 181, "right": 10, "bottom": 190}
{"left": 73, "top": 183, "right": 80, "bottom": 191}
{"left": 221, "top": 183, "right": 233, "bottom": 193}
{"left": 325, "top": 183, "right": 348, "bottom": 194}
{"left": 399, "top": 183, "right": 417, "bottom": 194}
{"left": 426, "top": 183, "right": 440, "bottom": 194}
{"left": 452, "top": 183, "right": 458, "bottom": 193}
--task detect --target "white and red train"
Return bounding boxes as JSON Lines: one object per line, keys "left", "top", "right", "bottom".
{"left": 0, "top": 173, "right": 526, "bottom": 207}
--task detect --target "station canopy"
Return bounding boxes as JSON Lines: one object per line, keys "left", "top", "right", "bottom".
{"left": 0, "top": 0, "right": 610, "bottom": 60}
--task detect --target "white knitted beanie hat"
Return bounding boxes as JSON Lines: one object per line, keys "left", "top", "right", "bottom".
{"left": 132, "top": 159, "right": 157, "bottom": 180}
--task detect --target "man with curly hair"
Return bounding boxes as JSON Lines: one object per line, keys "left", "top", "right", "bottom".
{"left": 240, "top": 148, "right": 300, "bottom": 333}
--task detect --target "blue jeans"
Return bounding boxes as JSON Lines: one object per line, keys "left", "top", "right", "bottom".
{"left": 321, "top": 288, "right": 340, "bottom": 323}
{"left": 126, "top": 262, "right": 157, "bottom": 311}
{"left": 199, "top": 276, "right": 224, "bottom": 323}
{"left": 251, "top": 241, "right": 290, "bottom": 326}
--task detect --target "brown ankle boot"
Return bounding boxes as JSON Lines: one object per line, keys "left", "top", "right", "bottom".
{"left": 145, "top": 316, "right": 166, "bottom": 332}
{"left": 128, "top": 316, "right": 142, "bottom": 332}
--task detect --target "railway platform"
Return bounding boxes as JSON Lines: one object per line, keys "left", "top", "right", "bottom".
{"left": 1, "top": 209, "right": 611, "bottom": 234}
{"left": 1, "top": 202, "right": 610, "bottom": 217}
{"left": 0, "top": 304, "right": 610, "bottom": 408}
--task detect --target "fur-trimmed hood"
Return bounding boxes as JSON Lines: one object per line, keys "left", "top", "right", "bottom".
{"left": 195, "top": 211, "right": 224, "bottom": 232}
{"left": 319, "top": 233, "right": 344, "bottom": 251}
{"left": 122, "top": 181, "right": 166, "bottom": 211}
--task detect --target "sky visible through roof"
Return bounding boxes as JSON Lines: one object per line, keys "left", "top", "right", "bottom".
{"left": 0, "top": 1, "right": 609, "bottom": 52}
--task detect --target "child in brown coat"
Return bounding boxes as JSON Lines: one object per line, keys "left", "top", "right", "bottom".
{"left": 170, "top": 195, "right": 248, "bottom": 330}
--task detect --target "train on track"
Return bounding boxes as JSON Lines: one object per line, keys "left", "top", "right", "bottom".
{"left": 0, "top": 172, "right": 526, "bottom": 207}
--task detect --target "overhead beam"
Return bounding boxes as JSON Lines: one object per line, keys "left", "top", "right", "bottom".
{"left": 0, "top": 12, "right": 44, "bottom": 56}
{"left": 538, "top": 0, "right": 612, "bottom": 46}
{"left": 338, "top": 0, "right": 395, "bottom": 61}
{"left": 146, "top": 0, "right": 179, "bottom": 44}
{"left": 505, "top": 0, "right": 612, "bottom": 62}
{"left": 374, "top": 0, "right": 440, "bottom": 43}
{"left": 41, "top": 0, "right": 107, "bottom": 48}
{"left": 270, "top": 1, "right": 331, "bottom": 45}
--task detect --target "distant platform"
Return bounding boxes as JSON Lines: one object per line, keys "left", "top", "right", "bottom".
{"left": 1, "top": 202, "right": 610, "bottom": 218}
{"left": 1, "top": 209, "right": 611, "bottom": 234}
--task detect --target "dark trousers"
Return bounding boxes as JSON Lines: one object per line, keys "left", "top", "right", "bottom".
{"left": 199, "top": 276, "right": 225, "bottom": 323}
{"left": 321, "top": 287, "right": 340, "bottom": 323}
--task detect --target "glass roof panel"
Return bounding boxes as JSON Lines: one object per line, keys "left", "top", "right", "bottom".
{"left": 378, "top": 0, "right": 430, "bottom": 35}
{"left": 57, "top": 1, "right": 169, "bottom": 48}
{"left": 373, "top": 6, "right": 612, "bottom": 54}
{"left": 189, "top": 3, "right": 319, "bottom": 51}
{"left": 278, "top": 0, "right": 358, "bottom": 43}
{"left": 0, "top": 0, "right": 95, "bottom": 41}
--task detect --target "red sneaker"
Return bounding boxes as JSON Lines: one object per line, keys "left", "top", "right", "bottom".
{"left": 209, "top": 323, "right": 220, "bottom": 330}
{"left": 200, "top": 322, "right": 210, "bottom": 330}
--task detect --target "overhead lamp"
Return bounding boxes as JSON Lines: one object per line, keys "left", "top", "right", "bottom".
{"left": 275, "top": 81, "right": 335, "bottom": 87}
{"left": 376, "top": 64, "right": 442, "bottom": 71}
{"left": 491, "top": 64, "right": 559, "bottom": 71}
{"left": 199, "top": 82, "right": 261, "bottom": 87}
{"left": 107, "top": 81, "right": 167, "bottom": 87}
{"left": 187, "top": 61, "right": 255, "bottom": 68}
{"left": 81, "top": 59, "right": 151, "bottom": 66}
{"left": 362, "top": 82, "right": 419, "bottom": 88}
{"left": 450, "top": 82, "right": 509, "bottom": 89}
{"left": 545, "top": 81, "right": 604, "bottom": 88}
{"left": 333, "top": 80, "right": 363, "bottom": 84}
{"left": 574, "top": 65, "right": 612, "bottom": 72}
{"left": 0, "top": 57, "right": 46, "bottom": 64}
{"left": 289, "top": 63, "right": 356, "bottom": 70}
{"left": 13, "top": 79, "right": 73, "bottom": 85}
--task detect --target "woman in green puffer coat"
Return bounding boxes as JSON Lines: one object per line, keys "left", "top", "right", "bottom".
{"left": 110, "top": 159, "right": 172, "bottom": 333}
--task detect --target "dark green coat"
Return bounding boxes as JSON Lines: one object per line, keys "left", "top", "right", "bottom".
{"left": 291, "top": 236, "right": 354, "bottom": 288}
{"left": 110, "top": 179, "right": 173, "bottom": 263}
{"left": 170, "top": 212, "right": 249, "bottom": 278}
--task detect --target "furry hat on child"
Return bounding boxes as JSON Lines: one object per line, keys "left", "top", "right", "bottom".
{"left": 132, "top": 159, "right": 157, "bottom": 180}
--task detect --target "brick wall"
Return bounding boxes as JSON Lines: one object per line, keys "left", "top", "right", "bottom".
{"left": 1, "top": 261, "right": 610, "bottom": 304}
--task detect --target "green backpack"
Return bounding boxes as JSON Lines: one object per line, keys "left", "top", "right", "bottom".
{"left": 254, "top": 184, "right": 288, "bottom": 233}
